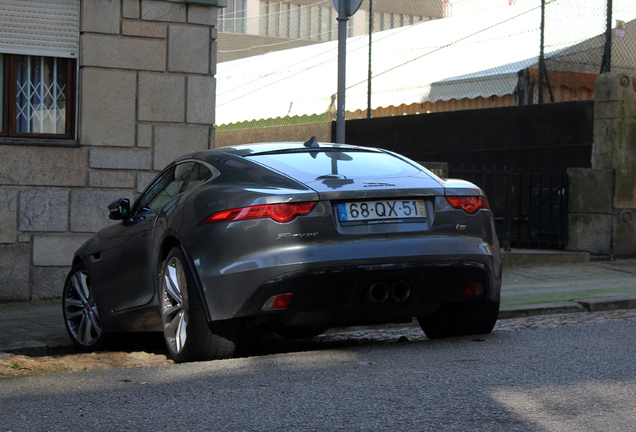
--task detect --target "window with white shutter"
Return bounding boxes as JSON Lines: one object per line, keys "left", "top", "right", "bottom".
{"left": 0, "top": 0, "right": 78, "bottom": 140}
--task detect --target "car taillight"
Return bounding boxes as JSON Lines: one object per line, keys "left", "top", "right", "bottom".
{"left": 445, "top": 196, "right": 490, "bottom": 214}
{"left": 262, "top": 293, "right": 293, "bottom": 310}
{"left": 201, "top": 202, "right": 318, "bottom": 224}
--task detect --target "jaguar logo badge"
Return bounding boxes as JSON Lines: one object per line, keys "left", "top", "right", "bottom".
{"left": 363, "top": 182, "right": 396, "bottom": 188}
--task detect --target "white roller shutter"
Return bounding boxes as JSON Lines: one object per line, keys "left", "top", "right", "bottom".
{"left": 0, "top": 0, "right": 79, "bottom": 58}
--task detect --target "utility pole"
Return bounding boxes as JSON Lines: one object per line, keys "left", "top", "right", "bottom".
{"left": 538, "top": 0, "right": 554, "bottom": 104}
{"left": 367, "top": 0, "right": 373, "bottom": 119}
{"left": 538, "top": 0, "right": 546, "bottom": 104}
{"left": 600, "top": 0, "right": 613, "bottom": 73}
{"left": 336, "top": 0, "right": 348, "bottom": 144}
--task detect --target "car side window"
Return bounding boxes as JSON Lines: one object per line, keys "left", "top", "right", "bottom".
{"left": 135, "top": 162, "right": 214, "bottom": 214}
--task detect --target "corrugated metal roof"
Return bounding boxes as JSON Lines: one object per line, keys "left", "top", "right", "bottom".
{"left": 215, "top": 0, "right": 635, "bottom": 125}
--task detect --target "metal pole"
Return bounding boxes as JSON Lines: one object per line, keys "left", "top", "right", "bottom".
{"left": 538, "top": 0, "right": 546, "bottom": 104}
{"left": 366, "top": 0, "right": 373, "bottom": 119}
{"left": 336, "top": 1, "right": 348, "bottom": 144}
{"left": 600, "top": 0, "right": 613, "bottom": 73}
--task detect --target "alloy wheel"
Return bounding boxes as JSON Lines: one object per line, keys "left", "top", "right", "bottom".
{"left": 63, "top": 268, "right": 103, "bottom": 347}
{"left": 161, "top": 256, "right": 189, "bottom": 355}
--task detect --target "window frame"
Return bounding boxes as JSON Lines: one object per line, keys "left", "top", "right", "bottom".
{"left": 132, "top": 161, "right": 219, "bottom": 216}
{"left": 1, "top": 54, "right": 76, "bottom": 140}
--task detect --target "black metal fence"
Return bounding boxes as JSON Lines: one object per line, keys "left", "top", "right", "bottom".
{"left": 449, "top": 165, "right": 569, "bottom": 251}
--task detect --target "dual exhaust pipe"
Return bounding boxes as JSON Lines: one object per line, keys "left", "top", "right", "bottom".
{"left": 364, "top": 280, "right": 411, "bottom": 304}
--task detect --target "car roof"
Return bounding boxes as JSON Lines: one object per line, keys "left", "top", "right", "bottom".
{"left": 218, "top": 141, "right": 383, "bottom": 157}
{"left": 173, "top": 140, "right": 385, "bottom": 167}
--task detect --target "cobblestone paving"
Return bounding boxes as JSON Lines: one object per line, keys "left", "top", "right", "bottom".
{"left": 495, "top": 308, "right": 636, "bottom": 331}
{"left": 314, "top": 309, "right": 636, "bottom": 344}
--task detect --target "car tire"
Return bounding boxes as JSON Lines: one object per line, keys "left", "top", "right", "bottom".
{"left": 160, "top": 247, "right": 236, "bottom": 363}
{"left": 275, "top": 326, "right": 328, "bottom": 339}
{"left": 417, "top": 301, "right": 500, "bottom": 339}
{"left": 62, "top": 263, "right": 107, "bottom": 351}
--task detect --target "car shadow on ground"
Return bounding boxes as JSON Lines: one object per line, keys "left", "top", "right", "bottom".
{"left": 56, "top": 328, "right": 425, "bottom": 360}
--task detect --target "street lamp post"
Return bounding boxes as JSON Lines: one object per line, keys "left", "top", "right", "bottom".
{"left": 333, "top": 0, "right": 362, "bottom": 144}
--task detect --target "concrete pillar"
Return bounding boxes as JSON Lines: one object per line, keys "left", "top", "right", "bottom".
{"left": 566, "top": 168, "right": 613, "bottom": 257}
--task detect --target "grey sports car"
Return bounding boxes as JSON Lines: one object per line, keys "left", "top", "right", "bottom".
{"left": 63, "top": 139, "right": 502, "bottom": 363}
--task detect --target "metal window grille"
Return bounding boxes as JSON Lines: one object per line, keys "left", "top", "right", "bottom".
{"left": 15, "top": 56, "right": 67, "bottom": 135}
{"left": 220, "top": 0, "right": 247, "bottom": 33}
{"left": 256, "top": 1, "right": 337, "bottom": 41}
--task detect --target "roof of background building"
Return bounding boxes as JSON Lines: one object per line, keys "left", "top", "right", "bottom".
{"left": 215, "top": 0, "right": 635, "bottom": 125}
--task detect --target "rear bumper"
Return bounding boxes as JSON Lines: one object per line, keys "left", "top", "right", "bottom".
{"left": 195, "top": 245, "right": 501, "bottom": 326}
{"left": 244, "top": 260, "right": 500, "bottom": 329}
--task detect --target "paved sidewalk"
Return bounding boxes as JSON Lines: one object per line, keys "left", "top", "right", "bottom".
{"left": 500, "top": 259, "right": 636, "bottom": 317}
{"left": 1, "top": 258, "right": 635, "bottom": 356}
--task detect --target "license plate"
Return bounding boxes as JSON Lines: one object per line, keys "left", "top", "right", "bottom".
{"left": 337, "top": 200, "right": 427, "bottom": 222}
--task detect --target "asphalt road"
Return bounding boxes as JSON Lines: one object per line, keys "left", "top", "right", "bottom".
{"left": 1, "top": 315, "right": 635, "bottom": 432}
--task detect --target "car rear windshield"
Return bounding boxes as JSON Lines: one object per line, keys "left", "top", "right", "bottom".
{"left": 247, "top": 150, "right": 422, "bottom": 180}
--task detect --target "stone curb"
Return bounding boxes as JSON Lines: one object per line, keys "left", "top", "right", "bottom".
{"left": 499, "top": 296, "right": 636, "bottom": 318}
{"left": 2, "top": 296, "right": 636, "bottom": 358}
{"left": 0, "top": 340, "right": 50, "bottom": 357}
{"left": 576, "top": 296, "right": 636, "bottom": 312}
{"left": 0, "top": 338, "right": 73, "bottom": 357}
{"left": 499, "top": 302, "right": 587, "bottom": 319}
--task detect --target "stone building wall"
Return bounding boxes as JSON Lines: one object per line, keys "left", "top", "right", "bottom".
{"left": 0, "top": 0, "right": 224, "bottom": 302}
{"left": 567, "top": 73, "right": 636, "bottom": 259}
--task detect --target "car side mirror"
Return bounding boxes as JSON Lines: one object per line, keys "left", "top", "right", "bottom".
{"left": 108, "top": 198, "right": 131, "bottom": 220}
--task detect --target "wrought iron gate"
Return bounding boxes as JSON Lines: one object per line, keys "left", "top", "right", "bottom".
{"left": 449, "top": 165, "right": 569, "bottom": 251}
